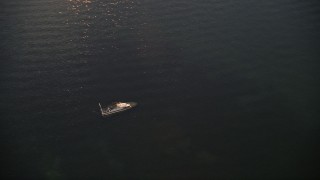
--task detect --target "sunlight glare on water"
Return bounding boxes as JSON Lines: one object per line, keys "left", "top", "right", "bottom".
{"left": 66, "top": 0, "right": 140, "bottom": 41}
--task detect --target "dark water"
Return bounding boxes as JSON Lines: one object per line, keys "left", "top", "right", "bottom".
{"left": 1, "top": 0, "right": 319, "bottom": 179}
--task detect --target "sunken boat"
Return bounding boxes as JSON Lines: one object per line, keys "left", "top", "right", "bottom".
{"left": 99, "top": 102, "right": 137, "bottom": 117}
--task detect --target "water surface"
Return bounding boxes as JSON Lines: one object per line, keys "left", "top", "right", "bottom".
{"left": 1, "top": 0, "right": 319, "bottom": 179}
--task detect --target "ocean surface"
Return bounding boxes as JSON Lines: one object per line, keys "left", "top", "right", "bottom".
{"left": 1, "top": 0, "right": 319, "bottom": 179}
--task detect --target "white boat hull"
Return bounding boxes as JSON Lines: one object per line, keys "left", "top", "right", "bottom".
{"left": 99, "top": 102, "right": 137, "bottom": 117}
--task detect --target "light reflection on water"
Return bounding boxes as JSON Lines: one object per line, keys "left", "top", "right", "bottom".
{"left": 66, "top": 0, "right": 94, "bottom": 40}
{"left": 66, "top": 0, "right": 140, "bottom": 41}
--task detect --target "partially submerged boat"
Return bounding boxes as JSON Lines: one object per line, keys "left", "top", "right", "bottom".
{"left": 99, "top": 102, "right": 137, "bottom": 117}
